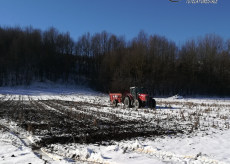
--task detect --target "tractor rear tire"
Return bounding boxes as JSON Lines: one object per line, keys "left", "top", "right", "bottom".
{"left": 134, "top": 99, "right": 141, "bottom": 109}
{"left": 124, "top": 97, "right": 130, "bottom": 108}
{"left": 147, "top": 96, "right": 156, "bottom": 109}
{"left": 151, "top": 99, "right": 156, "bottom": 108}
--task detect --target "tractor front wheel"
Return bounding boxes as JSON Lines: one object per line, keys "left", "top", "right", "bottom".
{"left": 124, "top": 97, "right": 130, "bottom": 108}
{"left": 134, "top": 99, "right": 141, "bottom": 109}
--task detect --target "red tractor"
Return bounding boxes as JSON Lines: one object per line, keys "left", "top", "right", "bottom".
{"left": 109, "top": 87, "right": 156, "bottom": 109}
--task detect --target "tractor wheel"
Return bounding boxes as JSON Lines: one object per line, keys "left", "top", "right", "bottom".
{"left": 112, "top": 99, "right": 117, "bottom": 107}
{"left": 124, "top": 97, "right": 130, "bottom": 108}
{"left": 134, "top": 99, "right": 141, "bottom": 109}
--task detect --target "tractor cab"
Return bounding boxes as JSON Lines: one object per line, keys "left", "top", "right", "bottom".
{"left": 130, "top": 87, "right": 145, "bottom": 100}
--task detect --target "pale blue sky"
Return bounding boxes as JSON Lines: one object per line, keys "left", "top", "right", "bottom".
{"left": 0, "top": 0, "right": 228, "bottom": 45}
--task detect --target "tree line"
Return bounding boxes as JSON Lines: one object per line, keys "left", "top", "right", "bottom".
{"left": 0, "top": 26, "right": 230, "bottom": 96}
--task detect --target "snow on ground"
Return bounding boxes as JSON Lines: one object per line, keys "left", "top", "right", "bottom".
{"left": 0, "top": 142, "right": 42, "bottom": 164}
{"left": 145, "top": 130, "right": 230, "bottom": 163}
{"left": 0, "top": 81, "right": 99, "bottom": 96}
{"left": 0, "top": 84, "right": 230, "bottom": 164}
{"left": 0, "top": 130, "right": 44, "bottom": 164}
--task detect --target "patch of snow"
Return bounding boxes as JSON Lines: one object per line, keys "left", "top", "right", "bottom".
{"left": 169, "top": 94, "right": 184, "bottom": 99}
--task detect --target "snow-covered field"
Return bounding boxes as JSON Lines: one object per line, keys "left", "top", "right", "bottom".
{"left": 0, "top": 84, "right": 230, "bottom": 164}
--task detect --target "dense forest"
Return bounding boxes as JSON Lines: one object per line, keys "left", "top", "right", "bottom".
{"left": 0, "top": 26, "right": 230, "bottom": 96}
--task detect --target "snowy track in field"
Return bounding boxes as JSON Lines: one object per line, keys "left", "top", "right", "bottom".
{"left": 0, "top": 120, "right": 47, "bottom": 164}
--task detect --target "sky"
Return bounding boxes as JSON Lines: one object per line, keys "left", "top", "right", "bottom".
{"left": 0, "top": 0, "right": 229, "bottom": 46}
